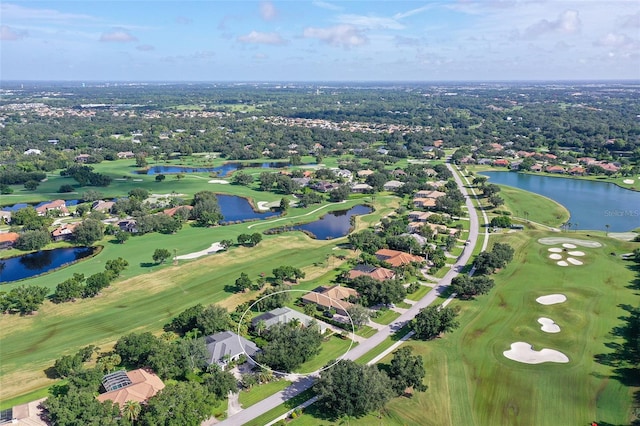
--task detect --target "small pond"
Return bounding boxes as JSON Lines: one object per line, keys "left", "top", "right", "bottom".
{"left": 137, "top": 162, "right": 293, "bottom": 176}
{"left": 0, "top": 246, "right": 95, "bottom": 283}
{"left": 282, "top": 204, "right": 373, "bottom": 239}
{"left": 217, "top": 194, "right": 280, "bottom": 223}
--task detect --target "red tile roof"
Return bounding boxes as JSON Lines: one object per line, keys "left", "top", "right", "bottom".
{"left": 97, "top": 369, "right": 165, "bottom": 406}
{"left": 375, "top": 249, "right": 424, "bottom": 267}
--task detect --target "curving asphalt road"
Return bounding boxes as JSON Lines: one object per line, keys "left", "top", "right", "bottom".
{"left": 214, "top": 161, "right": 483, "bottom": 426}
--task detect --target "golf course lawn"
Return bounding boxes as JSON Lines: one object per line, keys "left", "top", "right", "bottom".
{"left": 0, "top": 230, "right": 352, "bottom": 402}
{"left": 493, "top": 184, "right": 569, "bottom": 227}
{"left": 287, "top": 230, "right": 639, "bottom": 425}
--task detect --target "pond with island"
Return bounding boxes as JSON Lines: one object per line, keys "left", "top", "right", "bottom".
{"left": 217, "top": 194, "right": 280, "bottom": 223}
{"left": 0, "top": 247, "right": 95, "bottom": 283}
{"left": 268, "top": 204, "right": 373, "bottom": 239}
{"left": 481, "top": 171, "right": 640, "bottom": 232}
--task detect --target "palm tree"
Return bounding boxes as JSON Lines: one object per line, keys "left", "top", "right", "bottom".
{"left": 289, "top": 318, "right": 302, "bottom": 329}
{"left": 255, "top": 320, "right": 266, "bottom": 337}
{"left": 605, "top": 224, "right": 610, "bottom": 236}
{"left": 122, "top": 400, "right": 141, "bottom": 425}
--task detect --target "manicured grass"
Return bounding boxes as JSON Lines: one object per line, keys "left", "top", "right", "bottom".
{"left": 294, "top": 334, "right": 356, "bottom": 374}
{"left": 0, "top": 385, "right": 53, "bottom": 410}
{"left": 294, "top": 230, "right": 639, "bottom": 425}
{"left": 354, "top": 325, "right": 377, "bottom": 338}
{"left": 243, "top": 388, "right": 316, "bottom": 426}
{"left": 406, "top": 284, "right": 432, "bottom": 301}
{"left": 238, "top": 380, "right": 290, "bottom": 409}
{"left": 395, "top": 301, "right": 412, "bottom": 309}
{"left": 371, "top": 309, "right": 401, "bottom": 325}
{"left": 493, "top": 184, "right": 569, "bottom": 227}
{"left": 354, "top": 326, "right": 412, "bottom": 366}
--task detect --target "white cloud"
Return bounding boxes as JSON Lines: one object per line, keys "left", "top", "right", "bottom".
{"left": 237, "top": 31, "right": 286, "bottom": 45}
{"left": 523, "top": 10, "right": 581, "bottom": 38}
{"left": 594, "top": 32, "right": 640, "bottom": 51}
{"left": 260, "top": 1, "right": 277, "bottom": 21}
{"left": 312, "top": 1, "right": 342, "bottom": 11}
{"left": 100, "top": 29, "right": 137, "bottom": 42}
{"left": 0, "top": 24, "right": 27, "bottom": 40}
{"left": 336, "top": 14, "right": 404, "bottom": 30}
{"left": 303, "top": 25, "right": 367, "bottom": 48}
{"left": 1, "top": 3, "right": 97, "bottom": 23}
{"left": 393, "top": 5, "right": 434, "bottom": 20}
{"left": 136, "top": 44, "right": 155, "bottom": 51}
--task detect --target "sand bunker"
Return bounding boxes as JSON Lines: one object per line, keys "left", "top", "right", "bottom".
{"left": 623, "top": 179, "right": 634, "bottom": 184}
{"left": 562, "top": 243, "right": 577, "bottom": 249}
{"left": 538, "top": 317, "right": 561, "bottom": 333}
{"left": 503, "top": 342, "right": 569, "bottom": 364}
{"left": 208, "top": 179, "right": 229, "bottom": 184}
{"left": 175, "top": 242, "right": 224, "bottom": 260}
{"left": 567, "top": 258, "right": 583, "bottom": 266}
{"left": 548, "top": 248, "right": 563, "bottom": 253}
{"left": 549, "top": 254, "right": 563, "bottom": 260}
{"left": 536, "top": 294, "right": 566, "bottom": 305}
{"left": 568, "top": 251, "right": 585, "bottom": 256}
{"left": 557, "top": 261, "right": 569, "bottom": 266}
{"left": 538, "top": 237, "right": 602, "bottom": 248}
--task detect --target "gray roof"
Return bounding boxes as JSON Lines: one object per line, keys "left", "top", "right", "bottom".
{"left": 252, "top": 307, "right": 323, "bottom": 331}
{"left": 204, "top": 331, "right": 260, "bottom": 364}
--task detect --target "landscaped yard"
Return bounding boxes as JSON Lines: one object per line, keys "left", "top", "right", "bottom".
{"left": 238, "top": 380, "right": 290, "bottom": 409}
{"left": 406, "top": 284, "right": 432, "bottom": 301}
{"left": 371, "top": 309, "right": 401, "bottom": 325}
{"left": 294, "top": 334, "right": 356, "bottom": 374}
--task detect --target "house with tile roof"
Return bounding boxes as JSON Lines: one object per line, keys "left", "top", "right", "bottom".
{"left": 375, "top": 249, "right": 425, "bottom": 267}
{"left": 96, "top": 369, "right": 165, "bottom": 406}
{"left": 35, "top": 200, "right": 69, "bottom": 216}
{"left": 347, "top": 264, "right": 396, "bottom": 282}
{"left": 0, "top": 232, "right": 20, "bottom": 249}
{"left": 301, "top": 285, "right": 359, "bottom": 316}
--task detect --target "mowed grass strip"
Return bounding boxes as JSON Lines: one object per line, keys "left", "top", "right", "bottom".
{"left": 238, "top": 380, "right": 291, "bottom": 409}
{"left": 294, "top": 334, "right": 356, "bottom": 374}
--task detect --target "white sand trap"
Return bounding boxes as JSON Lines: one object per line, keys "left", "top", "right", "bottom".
{"left": 568, "top": 251, "right": 585, "bottom": 256}
{"left": 208, "top": 179, "right": 229, "bottom": 184}
{"left": 567, "top": 258, "right": 583, "bottom": 266}
{"left": 503, "top": 342, "right": 569, "bottom": 364}
{"left": 548, "top": 247, "right": 563, "bottom": 253}
{"left": 538, "top": 237, "right": 602, "bottom": 248}
{"left": 623, "top": 179, "right": 634, "bottom": 184}
{"left": 557, "top": 261, "right": 569, "bottom": 266}
{"left": 536, "top": 294, "right": 566, "bottom": 305}
{"left": 549, "top": 254, "right": 563, "bottom": 260}
{"left": 538, "top": 317, "right": 561, "bottom": 333}
{"left": 175, "top": 242, "right": 224, "bottom": 260}
{"left": 562, "top": 243, "right": 577, "bottom": 249}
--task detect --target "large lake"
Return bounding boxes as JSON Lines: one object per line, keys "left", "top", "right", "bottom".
{"left": 0, "top": 247, "right": 94, "bottom": 283}
{"left": 288, "top": 204, "right": 373, "bottom": 239}
{"left": 481, "top": 171, "right": 640, "bottom": 232}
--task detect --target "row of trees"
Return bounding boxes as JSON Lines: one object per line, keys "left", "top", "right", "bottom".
{"left": 52, "top": 258, "right": 128, "bottom": 303}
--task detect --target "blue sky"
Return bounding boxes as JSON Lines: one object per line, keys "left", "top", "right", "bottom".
{"left": 1, "top": 1, "right": 639, "bottom": 81}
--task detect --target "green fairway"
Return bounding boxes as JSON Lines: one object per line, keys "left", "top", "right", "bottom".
{"left": 284, "top": 231, "right": 639, "bottom": 426}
